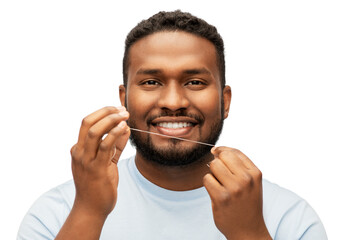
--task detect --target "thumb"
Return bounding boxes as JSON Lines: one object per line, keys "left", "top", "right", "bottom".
{"left": 211, "top": 146, "right": 235, "bottom": 157}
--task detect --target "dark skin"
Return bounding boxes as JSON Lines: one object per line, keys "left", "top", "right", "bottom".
{"left": 121, "top": 31, "right": 227, "bottom": 191}
{"left": 55, "top": 31, "right": 271, "bottom": 240}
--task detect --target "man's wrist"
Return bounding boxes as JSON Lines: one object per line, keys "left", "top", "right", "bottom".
{"left": 226, "top": 228, "right": 272, "bottom": 240}
{"left": 71, "top": 201, "right": 109, "bottom": 224}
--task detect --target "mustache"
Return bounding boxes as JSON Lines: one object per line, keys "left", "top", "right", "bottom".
{"left": 146, "top": 110, "right": 204, "bottom": 125}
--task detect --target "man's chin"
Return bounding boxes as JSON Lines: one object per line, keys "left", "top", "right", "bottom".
{"left": 144, "top": 148, "right": 212, "bottom": 167}
{"left": 131, "top": 136, "right": 212, "bottom": 167}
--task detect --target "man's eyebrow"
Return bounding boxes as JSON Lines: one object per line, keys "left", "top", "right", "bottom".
{"left": 136, "top": 69, "right": 162, "bottom": 75}
{"left": 183, "top": 68, "right": 211, "bottom": 75}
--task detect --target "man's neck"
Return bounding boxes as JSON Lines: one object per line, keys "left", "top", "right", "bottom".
{"left": 134, "top": 152, "right": 213, "bottom": 191}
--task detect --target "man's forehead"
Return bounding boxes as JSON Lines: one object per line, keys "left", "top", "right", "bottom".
{"left": 129, "top": 31, "right": 216, "bottom": 58}
{"left": 136, "top": 67, "right": 212, "bottom": 76}
{"left": 127, "top": 31, "right": 219, "bottom": 79}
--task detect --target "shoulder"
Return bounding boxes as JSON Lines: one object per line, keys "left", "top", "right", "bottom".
{"left": 17, "top": 180, "right": 75, "bottom": 240}
{"left": 17, "top": 158, "right": 133, "bottom": 240}
{"left": 262, "top": 179, "right": 327, "bottom": 239}
{"left": 262, "top": 179, "right": 303, "bottom": 209}
{"left": 37, "top": 179, "right": 76, "bottom": 210}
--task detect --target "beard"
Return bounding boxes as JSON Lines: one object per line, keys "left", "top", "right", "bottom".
{"left": 127, "top": 111, "right": 224, "bottom": 167}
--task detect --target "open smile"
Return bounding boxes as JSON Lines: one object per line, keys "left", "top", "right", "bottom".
{"left": 151, "top": 117, "right": 199, "bottom": 137}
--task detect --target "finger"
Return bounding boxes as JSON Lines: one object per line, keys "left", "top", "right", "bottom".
{"left": 114, "top": 124, "right": 131, "bottom": 159}
{"left": 70, "top": 144, "right": 82, "bottom": 165}
{"left": 211, "top": 146, "right": 237, "bottom": 157}
{"left": 216, "top": 150, "right": 249, "bottom": 176}
{"left": 208, "top": 158, "right": 236, "bottom": 188}
{"left": 77, "top": 106, "right": 126, "bottom": 148}
{"left": 96, "top": 121, "right": 130, "bottom": 166}
{"left": 212, "top": 146, "right": 257, "bottom": 170}
{"left": 83, "top": 111, "right": 129, "bottom": 162}
{"left": 203, "top": 173, "right": 228, "bottom": 203}
{"left": 213, "top": 147, "right": 263, "bottom": 187}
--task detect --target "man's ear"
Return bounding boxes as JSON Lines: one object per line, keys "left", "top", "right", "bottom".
{"left": 223, "top": 85, "right": 231, "bottom": 119}
{"left": 119, "top": 85, "right": 126, "bottom": 106}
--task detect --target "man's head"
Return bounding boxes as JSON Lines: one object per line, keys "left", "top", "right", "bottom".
{"left": 123, "top": 10, "right": 226, "bottom": 89}
{"left": 120, "top": 10, "right": 231, "bottom": 167}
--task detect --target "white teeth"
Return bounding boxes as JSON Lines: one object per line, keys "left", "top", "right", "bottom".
{"left": 158, "top": 122, "right": 192, "bottom": 129}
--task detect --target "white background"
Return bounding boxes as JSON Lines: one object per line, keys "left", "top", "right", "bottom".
{"left": 1, "top": 0, "right": 359, "bottom": 239}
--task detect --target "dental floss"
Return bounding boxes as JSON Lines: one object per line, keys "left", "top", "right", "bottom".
{"left": 129, "top": 128, "right": 215, "bottom": 147}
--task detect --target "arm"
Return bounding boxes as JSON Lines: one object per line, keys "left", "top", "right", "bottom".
{"left": 203, "top": 146, "right": 272, "bottom": 240}
{"left": 55, "top": 106, "right": 130, "bottom": 240}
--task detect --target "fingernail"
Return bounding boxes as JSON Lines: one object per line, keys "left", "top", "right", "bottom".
{"left": 118, "top": 111, "right": 129, "bottom": 117}
{"left": 211, "top": 147, "right": 217, "bottom": 155}
{"left": 117, "top": 106, "right": 125, "bottom": 111}
{"left": 118, "top": 121, "right": 126, "bottom": 128}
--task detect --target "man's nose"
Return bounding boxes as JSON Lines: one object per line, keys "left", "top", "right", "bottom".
{"left": 157, "top": 82, "right": 190, "bottom": 111}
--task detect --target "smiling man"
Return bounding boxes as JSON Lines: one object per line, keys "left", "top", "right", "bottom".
{"left": 18, "top": 10, "right": 327, "bottom": 240}
{"left": 124, "top": 30, "right": 228, "bottom": 175}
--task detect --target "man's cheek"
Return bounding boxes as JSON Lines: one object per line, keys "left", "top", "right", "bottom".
{"left": 197, "top": 101, "right": 222, "bottom": 119}
{"left": 191, "top": 89, "right": 221, "bottom": 112}
{"left": 128, "top": 95, "right": 153, "bottom": 112}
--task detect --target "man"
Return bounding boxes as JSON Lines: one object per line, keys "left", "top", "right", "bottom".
{"left": 18, "top": 10, "right": 327, "bottom": 239}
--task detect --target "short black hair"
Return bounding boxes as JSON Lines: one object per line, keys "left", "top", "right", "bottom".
{"left": 122, "top": 10, "right": 225, "bottom": 88}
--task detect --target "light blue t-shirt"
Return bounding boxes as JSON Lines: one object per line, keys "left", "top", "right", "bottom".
{"left": 17, "top": 156, "right": 327, "bottom": 239}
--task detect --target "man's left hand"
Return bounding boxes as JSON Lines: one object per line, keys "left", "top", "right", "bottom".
{"left": 203, "top": 146, "right": 272, "bottom": 240}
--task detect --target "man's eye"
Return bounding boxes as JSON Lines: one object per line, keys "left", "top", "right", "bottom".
{"left": 142, "top": 80, "right": 159, "bottom": 85}
{"left": 186, "top": 80, "right": 204, "bottom": 85}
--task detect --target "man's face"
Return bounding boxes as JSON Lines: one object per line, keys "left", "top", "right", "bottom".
{"left": 120, "top": 31, "right": 231, "bottom": 166}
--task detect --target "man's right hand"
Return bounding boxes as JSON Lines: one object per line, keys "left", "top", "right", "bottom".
{"left": 56, "top": 106, "right": 130, "bottom": 240}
